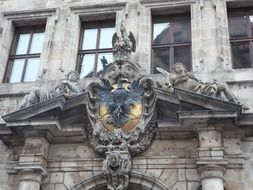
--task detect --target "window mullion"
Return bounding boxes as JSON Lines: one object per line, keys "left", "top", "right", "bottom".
{"left": 21, "top": 32, "right": 33, "bottom": 82}
{"left": 94, "top": 25, "right": 101, "bottom": 77}
{"left": 21, "top": 58, "right": 28, "bottom": 82}
{"left": 170, "top": 16, "right": 174, "bottom": 44}
{"left": 170, "top": 47, "right": 174, "bottom": 72}
{"left": 249, "top": 41, "right": 253, "bottom": 67}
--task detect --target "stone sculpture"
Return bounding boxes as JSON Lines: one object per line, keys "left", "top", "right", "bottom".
{"left": 112, "top": 23, "right": 136, "bottom": 61}
{"left": 85, "top": 24, "right": 157, "bottom": 190}
{"left": 103, "top": 151, "right": 131, "bottom": 190}
{"left": 56, "top": 71, "right": 83, "bottom": 97}
{"left": 17, "top": 71, "right": 83, "bottom": 110}
{"left": 157, "top": 62, "right": 248, "bottom": 109}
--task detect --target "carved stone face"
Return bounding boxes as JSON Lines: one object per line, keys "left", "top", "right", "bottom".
{"left": 107, "top": 65, "right": 118, "bottom": 81}
{"left": 67, "top": 71, "right": 79, "bottom": 82}
{"left": 174, "top": 63, "right": 186, "bottom": 74}
{"left": 109, "top": 153, "right": 120, "bottom": 169}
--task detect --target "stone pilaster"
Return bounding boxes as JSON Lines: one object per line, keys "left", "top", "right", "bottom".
{"left": 191, "top": 0, "right": 231, "bottom": 73}
{"left": 16, "top": 136, "right": 49, "bottom": 190}
{"left": 196, "top": 125, "right": 227, "bottom": 190}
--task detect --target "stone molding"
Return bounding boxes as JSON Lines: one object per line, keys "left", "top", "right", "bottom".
{"left": 3, "top": 8, "right": 56, "bottom": 20}
{"left": 197, "top": 164, "right": 226, "bottom": 181}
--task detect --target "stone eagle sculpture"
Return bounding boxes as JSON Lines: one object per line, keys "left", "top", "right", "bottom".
{"left": 112, "top": 23, "right": 136, "bottom": 61}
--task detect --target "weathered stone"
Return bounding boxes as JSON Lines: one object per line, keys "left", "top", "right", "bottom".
{"left": 41, "top": 184, "right": 55, "bottom": 190}
{"left": 50, "top": 172, "right": 64, "bottom": 183}
{"left": 172, "top": 181, "right": 187, "bottom": 190}
{"left": 0, "top": 1, "right": 252, "bottom": 190}
{"left": 55, "top": 183, "right": 67, "bottom": 190}
{"left": 187, "top": 182, "right": 200, "bottom": 190}
{"left": 63, "top": 172, "right": 81, "bottom": 189}
{"left": 178, "top": 169, "right": 186, "bottom": 181}
{"left": 158, "top": 169, "right": 178, "bottom": 187}
{"left": 186, "top": 169, "right": 200, "bottom": 181}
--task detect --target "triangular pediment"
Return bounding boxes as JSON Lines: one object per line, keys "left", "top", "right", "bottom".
{"left": 2, "top": 94, "right": 86, "bottom": 122}
{"left": 155, "top": 87, "right": 242, "bottom": 121}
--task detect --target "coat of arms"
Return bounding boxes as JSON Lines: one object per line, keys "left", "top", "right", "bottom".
{"left": 85, "top": 24, "right": 157, "bottom": 190}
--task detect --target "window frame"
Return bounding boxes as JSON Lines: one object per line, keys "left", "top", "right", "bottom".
{"left": 77, "top": 20, "right": 115, "bottom": 78}
{"left": 228, "top": 7, "right": 253, "bottom": 69}
{"left": 151, "top": 13, "right": 192, "bottom": 73}
{"left": 3, "top": 25, "right": 45, "bottom": 83}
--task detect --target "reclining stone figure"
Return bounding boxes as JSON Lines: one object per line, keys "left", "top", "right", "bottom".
{"left": 157, "top": 62, "right": 248, "bottom": 109}
{"left": 17, "top": 71, "right": 83, "bottom": 110}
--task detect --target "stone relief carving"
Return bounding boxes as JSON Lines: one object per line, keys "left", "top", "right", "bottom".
{"left": 157, "top": 62, "right": 248, "bottom": 109}
{"left": 85, "top": 24, "right": 157, "bottom": 190}
{"left": 103, "top": 151, "right": 131, "bottom": 190}
{"left": 17, "top": 70, "right": 83, "bottom": 110}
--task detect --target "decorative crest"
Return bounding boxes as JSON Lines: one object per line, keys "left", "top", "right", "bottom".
{"left": 86, "top": 24, "right": 157, "bottom": 190}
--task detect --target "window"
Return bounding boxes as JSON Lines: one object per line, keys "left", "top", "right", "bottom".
{"left": 152, "top": 14, "right": 191, "bottom": 73}
{"left": 77, "top": 21, "right": 115, "bottom": 78}
{"left": 228, "top": 8, "right": 253, "bottom": 69}
{"left": 4, "top": 26, "right": 45, "bottom": 83}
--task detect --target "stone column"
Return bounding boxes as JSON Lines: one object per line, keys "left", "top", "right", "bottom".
{"left": 198, "top": 165, "right": 226, "bottom": 190}
{"left": 16, "top": 136, "right": 49, "bottom": 190}
{"left": 18, "top": 170, "right": 43, "bottom": 190}
{"left": 196, "top": 125, "right": 227, "bottom": 190}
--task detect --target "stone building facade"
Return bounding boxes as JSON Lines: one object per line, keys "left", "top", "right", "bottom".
{"left": 0, "top": 0, "right": 253, "bottom": 190}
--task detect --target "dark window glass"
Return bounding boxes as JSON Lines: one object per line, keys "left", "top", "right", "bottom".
{"left": 174, "top": 46, "right": 191, "bottom": 71}
{"left": 250, "top": 12, "right": 253, "bottom": 36}
{"left": 231, "top": 43, "right": 251, "bottom": 69}
{"left": 153, "top": 48, "right": 170, "bottom": 72}
{"left": 228, "top": 11, "right": 248, "bottom": 38}
{"left": 228, "top": 8, "right": 253, "bottom": 69}
{"left": 77, "top": 21, "right": 115, "bottom": 78}
{"left": 173, "top": 15, "right": 191, "bottom": 42}
{"left": 152, "top": 14, "right": 191, "bottom": 73}
{"left": 4, "top": 26, "right": 45, "bottom": 83}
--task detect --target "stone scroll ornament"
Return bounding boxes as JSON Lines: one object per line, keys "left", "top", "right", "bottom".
{"left": 86, "top": 24, "right": 157, "bottom": 190}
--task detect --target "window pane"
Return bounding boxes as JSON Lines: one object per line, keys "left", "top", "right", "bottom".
{"left": 228, "top": 11, "right": 248, "bottom": 38}
{"left": 250, "top": 15, "right": 253, "bottom": 37}
{"left": 97, "top": 53, "right": 113, "bottom": 76}
{"left": 23, "top": 58, "right": 40, "bottom": 82}
{"left": 173, "top": 16, "right": 191, "bottom": 42}
{"left": 174, "top": 46, "right": 191, "bottom": 71}
{"left": 80, "top": 54, "right": 95, "bottom": 78}
{"left": 231, "top": 43, "right": 251, "bottom": 69}
{"left": 16, "top": 34, "right": 30, "bottom": 55}
{"left": 30, "top": 32, "right": 45, "bottom": 54}
{"left": 82, "top": 29, "right": 98, "bottom": 50}
{"left": 99, "top": 27, "right": 114, "bottom": 49}
{"left": 9, "top": 59, "right": 25, "bottom": 82}
{"left": 153, "top": 48, "right": 170, "bottom": 73}
{"left": 153, "top": 22, "right": 171, "bottom": 45}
